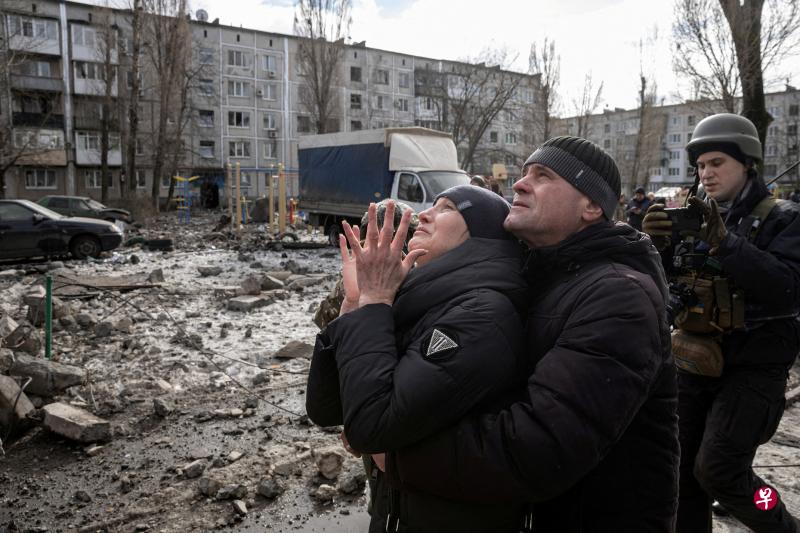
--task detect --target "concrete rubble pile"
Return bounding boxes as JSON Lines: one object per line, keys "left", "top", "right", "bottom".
{"left": 0, "top": 211, "right": 378, "bottom": 531}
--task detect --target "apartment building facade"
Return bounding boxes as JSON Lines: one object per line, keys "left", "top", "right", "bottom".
{"left": 557, "top": 87, "right": 800, "bottom": 195}
{"left": 1, "top": 0, "right": 539, "bottom": 202}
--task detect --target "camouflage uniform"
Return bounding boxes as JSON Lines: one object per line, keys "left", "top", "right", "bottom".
{"left": 313, "top": 200, "right": 419, "bottom": 330}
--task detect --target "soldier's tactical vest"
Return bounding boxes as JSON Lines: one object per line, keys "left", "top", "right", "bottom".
{"left": 673, "top": 196, "right": 781, "bottom": 377}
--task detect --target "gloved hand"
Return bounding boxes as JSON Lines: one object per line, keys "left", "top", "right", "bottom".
{"left": 688, "top": 196, "right": 728, "bottom": 254}
{"left": 642, "top": 203, "right": 671, "bottom": 251}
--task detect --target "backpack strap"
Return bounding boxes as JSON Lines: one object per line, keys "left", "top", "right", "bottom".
{"left": 736, "top": 196, "right": 782, "bottom": 243}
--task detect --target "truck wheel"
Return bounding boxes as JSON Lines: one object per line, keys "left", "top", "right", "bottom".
{"left": 70, "top": 235, "right": 102, "bottom": 259}
{"left": 327, "top": 224, "right": 340, "bottom": 247}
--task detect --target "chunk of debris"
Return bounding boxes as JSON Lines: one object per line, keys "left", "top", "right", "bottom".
{"left": 197, "top": 266, "right": 223, "bottom": 277}
{"left": 215, "top": 484, "right": 247, "bottom": 500}
{"left": 227, "top": 295, "right": 272, "bottom": 313}
{"left": 94, "top": 321, "right": 114, "bottom": 338}
{"left": 260, "top": 276, "right": 284, "bottom": 291}
{"left": 0, "top": 375, "right": 36, "bottom": 432}
{"left": 198, "top": 476, "right": 222, "bottom": 497}
{"left": 0, "top": 348, "right": 14, "bottom": 373}
{"left": 255, "top": 478, "right": 283, "bottom": 502}
{"left": 153, "top": 398, "right": 173, "bottom": 418}
{"left": 74, "top": 490, "right": 92, "bottom": 503}
{"left": 42, "top": 402, "right": 111, "bottom": 443}
{"left": 147, "top": 269, "right": 165, "bottom": 283}
{"left": 4, "top": 322, "right": 42, "bottom": 356}
{"left": 9, "top": 354, "right": 86, "bottom": 397}
{"left": 237, "top": 276, "right": 262, "bottom": 296}
{"left": 24, "top": 286, "right": 71, "bottom": 326}
{"left": 183, "top": 459, "right": 206, "bottom": 479}
{"left": 0, "top": 315, "right": 19, "bottom": 339}
{"left": 273, "top": 340, "right": 313, "bottom": 360}
{"left": 336, "top": 464, "right": 368, "bottom": 495}
{"left": 312, "top": 484, "right": 337, "bottom": 502}
{"left": 232, "top": 500, "right": 248, "bottom": 516}
{"left": 313, "top": 446, "right": 345, "bottom": 480}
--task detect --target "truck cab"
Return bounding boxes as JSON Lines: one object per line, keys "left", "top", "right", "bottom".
{"left": 298, "top": 127, "right": 470, "bottom": 245}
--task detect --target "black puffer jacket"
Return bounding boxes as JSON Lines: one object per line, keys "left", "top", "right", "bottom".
{"left": 306, "top": 237, "right": 529, "bottom": 532}
{"left": 707, "top": 177, "right": 800, "bottom": 367}
{"left": 387, "top": 222, "right": 680, "bottom": 532}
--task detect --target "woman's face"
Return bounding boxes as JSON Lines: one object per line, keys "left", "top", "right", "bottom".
{"left": 408, "top": 197, "right": 470, "bottom": 267}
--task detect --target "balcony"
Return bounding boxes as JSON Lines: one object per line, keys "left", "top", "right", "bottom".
{"left": 74, "top": 115, "right": 120, "bottom": 131}
{"left": 8, "top": 35, "right": 61, "bottom": 56}
{"left": 12, "top": 112, "right": 64, "bottom": 129}
{"left": 10, "top": 75, "right": 63, "bottom": 92}
{"left": 75, "top": 147, "right": 122, "bottom": 166}
{"left": 74, "top": 78, "right": 118, "bottom": 97}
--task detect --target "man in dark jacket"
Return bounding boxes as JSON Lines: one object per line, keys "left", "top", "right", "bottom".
{"left": 627, "top": 186, "right": 652, "bottom": 230}
{"left": 346, "top": 136, "right": 679, "bottom": 532}
{"left": 643, "top": 113, "right": 800, "bottom": 533}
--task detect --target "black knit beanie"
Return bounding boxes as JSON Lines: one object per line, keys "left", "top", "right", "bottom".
{"left": 687, "top": 141, "right": 748, "bottom": 166}
{"left": 522, "top": 136, "right": 621, "bottom": 220}
{"left": 434, "top": 185, "right": 514, "bottom": 241}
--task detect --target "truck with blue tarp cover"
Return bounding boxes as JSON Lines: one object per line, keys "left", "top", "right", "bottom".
{"left": 298, "top": 127, "right": 469, "bottom": 244}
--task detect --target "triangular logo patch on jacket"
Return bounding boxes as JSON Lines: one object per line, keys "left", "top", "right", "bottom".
{"left": 426, "top": 329, "right": 458, "bottom": 357}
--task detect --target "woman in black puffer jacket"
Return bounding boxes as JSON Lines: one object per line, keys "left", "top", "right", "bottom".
{"left": 307, "top": 185, "right": 528, "bottom": 533}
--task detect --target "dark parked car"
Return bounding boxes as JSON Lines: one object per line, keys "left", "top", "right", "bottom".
{"left": 0, "top": 199, "right": 123, "bottom": 260}
{"left": 37, "top": 195, "right": 132, "bottom": 224}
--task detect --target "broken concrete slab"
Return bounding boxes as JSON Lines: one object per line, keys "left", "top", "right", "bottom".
{"left": 183, "top": 459, "right": 206, "bottom": 479}
{"left": 260, "top": 276, "right": 284, "bottom": 291}
{"left": 236, "top": 276, "right": 262, "bottom": 296}
{"left": 263, "top": 271, "right": 293, "bottom": 282}
{"left": 42, "top": 402, "right": 111, "bottom": 443}
{"left": 232, "top": 500, "right": 247, "bottom": 516}
{"left": 215, "top": 484, "right": 247, "bottom": 500}
{"left": 313, "top": 446, "right": 345, "bottom": 480}
{"left": 197, "top": 266, "right": 223, "bottom": 277}
{"left": 0, "top": 315, "right": 19, "bottom": 339}
{"left": 273, "top": 340, "right": 313, "bottom": 360}
{"left": 0, "top": 349, "right": 14, "bottom": 373}
{"left": 24, "top": 286, "right": 71, "bottom": 326}
{"left": 4, "top": 322, "right": 42, "bottom": 356}
{"left": 227, "top": 295, "right": 272, "bottom": 313}
{"left": 312, "top": 484, "right": 337, "bottom": 502}
{"left": 286, "top": 276, "right": 324, "bottom": 290}
{"left": 147, "top": 269, "right": 165, "bottom": 283}
{"left": 9, "top": 354, "right": 86, "bottom": 397}
{"left": 257, "top": 478, "right": 285, "bottom": 500}
{"left": 0, "top": 374, "right": 36, "bottom": 431}
{"left": 198, "top": 476, "right": 222, "bottom": 497}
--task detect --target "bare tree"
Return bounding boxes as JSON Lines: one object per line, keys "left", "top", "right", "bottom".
{"left": 93, "top": 5, "right": 118, "bottom": 203}
{"left": 719, "top": 0, "right": 800, "bottom": 146}
{"left": 140, "top": 0, "right": 192, "bottom": 210}
{"left": 418, "top": 49, "right": 522, "bottom": 171}
{"left": 294, "top": 0, "right": 352, "bottom": 134}
{"left": 572, "top": 73, "right": 604, "bottom": 138}
{"left": 124, "top": 0, "right": 143, "bottom": 198}
{"left": 528, "top": 37, "right": 560, "bottom": 144}
{"left": 672, "top": 0, "right": 800, "bottom": 144}
{"left": 673, "top": 0, "right": 740, "bottom": 112}
{"left": 629, "top": 34, "right": 663, "bottom": 190}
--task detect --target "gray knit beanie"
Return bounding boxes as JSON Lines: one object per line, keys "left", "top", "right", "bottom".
{"left": 523, "top": 136, "right": 621, "bottom": 220}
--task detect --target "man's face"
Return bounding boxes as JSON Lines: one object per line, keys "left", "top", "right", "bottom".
{"left": 505, "top": 163, "right": 591, "bottom": 248}
{"left": 635, "top": 192, "right": 644, "bottom": 201}
{"left": 696, "top": 151, "right": 748, "bottom": 202}
{"left": 408, "top": 197, "right": 470, "bottom": 266}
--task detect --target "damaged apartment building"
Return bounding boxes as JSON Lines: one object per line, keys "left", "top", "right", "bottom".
{"left": 0, "top": 0, "right": 540, "bottom": 203}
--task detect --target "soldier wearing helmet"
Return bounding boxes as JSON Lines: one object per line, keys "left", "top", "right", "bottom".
{"left": 643, "top": 113, "right": 800, "bottom": 532}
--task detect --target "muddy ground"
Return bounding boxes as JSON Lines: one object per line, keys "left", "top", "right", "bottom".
{"left": 0, "top": 210, "right": 798, "bottom": 532}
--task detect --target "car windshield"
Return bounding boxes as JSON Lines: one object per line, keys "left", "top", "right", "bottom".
{"left": 17, "top": 200, "right": 63, "bottom": 219}
{"left": 86, "top": 199, "right": 106, "bottom": 210}
{"left": 418, "top": 171, "right": 470, "bottom": 198}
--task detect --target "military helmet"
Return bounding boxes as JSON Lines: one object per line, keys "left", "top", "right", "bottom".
{"left": 359, "top": 199, "right": 419, "bottom": 244}
{"left": 686, "top": 113, "right": 762, "bottom": 166}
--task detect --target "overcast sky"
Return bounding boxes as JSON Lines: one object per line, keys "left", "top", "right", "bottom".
{"left": 99, "top": 0, "right": 800, "bottom": 115}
